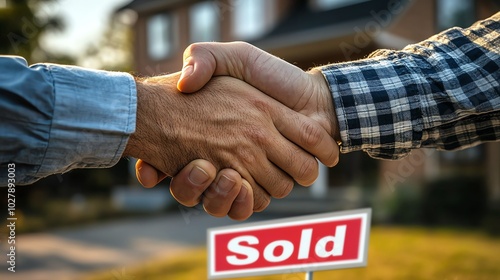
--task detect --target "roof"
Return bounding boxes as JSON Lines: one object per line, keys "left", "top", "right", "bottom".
{"left": 117, "top": 0, "right": 413, "bottom": 53}
{"left": 252, "top": 0, "right": 412, "bottom": 50}
{"left": 118, "top": 0, "right": 198, "bottom": 13}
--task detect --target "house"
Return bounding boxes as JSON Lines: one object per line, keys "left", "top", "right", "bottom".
{"left": 118, "top": 0, "right": 500, "bottom": 207}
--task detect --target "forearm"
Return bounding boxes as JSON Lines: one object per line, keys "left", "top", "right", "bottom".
{"left": 322, "top": 12, "right": 500, "bottom": 159}
{"left": 0, "top": 57, "right": 136, "bottom": 185}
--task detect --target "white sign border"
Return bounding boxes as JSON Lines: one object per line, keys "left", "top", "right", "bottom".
{"left": 207, "top": 208, "right": 372, "bottom": 279}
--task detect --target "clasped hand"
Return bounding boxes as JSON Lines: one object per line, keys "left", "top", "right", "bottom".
{"left": 124, "top": 42, "right": 340, "bottom": 220}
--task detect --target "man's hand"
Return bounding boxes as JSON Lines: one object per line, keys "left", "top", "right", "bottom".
{"left": 136, "top": 42, "right": 341, "bottom": 220}
{"left": 177, "top": 41, "right": 340, "bottom": 143}
{"left": 124, "top": 73, "right": 333, "bottom": 212}
{"left": 136, "top": 158, "right": 254, "bottom": 220}
{"left": 136, "top": 158, "right": 253, "bottom": 220}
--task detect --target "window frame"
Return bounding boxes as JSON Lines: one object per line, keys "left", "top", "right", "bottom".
{"left": 189, "top": 1, "right": 220, "bottom": 43}
{"left": 146, "top": 12, "right": 177, "bottom": 61}
{"left": 231, "top": 0, "right": 275, "bottom": 40}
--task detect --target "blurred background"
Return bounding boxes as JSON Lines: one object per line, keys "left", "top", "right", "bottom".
{"left": 1, "top": 0, "right": 500, "bottom": 279}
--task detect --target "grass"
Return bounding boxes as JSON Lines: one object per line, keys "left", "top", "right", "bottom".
{"left": 85, "top": 227, "right": 500, "bottom": 280}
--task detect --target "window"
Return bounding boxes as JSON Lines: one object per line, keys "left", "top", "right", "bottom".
{"left": 311, "top": 0, "right": 369, "bottom": 11}
{"left": 190, "top": 1, "right": 219, "bottom": 43}
{"left": 436, "top": 0, "right": 475, "bottom": 31}
{"left": 147, "top": 13, "right": 176, "bottom": 60}
{"left": 0, "top": 0, "right": 8, "bottom": 8}
{"left": 232, "top": 0, "right": 274, "bottom": 40}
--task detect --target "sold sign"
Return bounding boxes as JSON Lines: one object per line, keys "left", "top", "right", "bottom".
{"left": 208, "top": 208, "right": 371, "bottom": 279}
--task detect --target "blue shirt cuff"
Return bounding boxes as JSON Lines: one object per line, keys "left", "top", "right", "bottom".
{"left": 35, "top": 64, "right": 136, "bottom": 178}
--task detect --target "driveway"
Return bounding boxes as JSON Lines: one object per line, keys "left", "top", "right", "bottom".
{"left": 0, "top": 186, "right": 345, "bottom": 280}
{"left": 0, "top": 207, "right": 267, "bottom": 280}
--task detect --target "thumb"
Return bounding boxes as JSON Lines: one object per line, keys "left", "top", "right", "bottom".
{"left": 135, "top": 159, "right": 168, "bottom": 188}
{"left": 177, "top": 45, "right": 217, "bottom": 93}
{"left": 176, "top": 42, "right": 307, "bottom": 109}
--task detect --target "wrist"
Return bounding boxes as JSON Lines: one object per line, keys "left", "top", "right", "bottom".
{"left": 308, "top": 68, "right": 341, "bottom": 143}
{"left": 124, "top": 76, "right": 170, "bottom": 161}
{"left": 123, "top": 77, "right": 146, "bottom": 158}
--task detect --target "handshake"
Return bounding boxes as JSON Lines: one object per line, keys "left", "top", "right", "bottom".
{"left": 123, "top": 42, "right": 341, "bottom": 220}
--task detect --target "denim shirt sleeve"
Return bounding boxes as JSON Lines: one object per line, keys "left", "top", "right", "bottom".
{"left": 0, "top": 56, "right": 137, "bottom": 185}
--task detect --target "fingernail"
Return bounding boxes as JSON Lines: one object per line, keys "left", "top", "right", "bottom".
{"left": 217, "top": 175, "right": 235, "bottom": 194}
{"left": 179, "top": 64, "right": 194, "bottom": 81}
{"left": 188, "top": 166, "right": 209, "bottom": 186}
{"left": 236, "top": 184, "right": 248, "bottom": 202}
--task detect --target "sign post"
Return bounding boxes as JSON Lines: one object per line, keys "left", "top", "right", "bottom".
{"left": 207, "top": 208, "right": 371, "bottom": 279}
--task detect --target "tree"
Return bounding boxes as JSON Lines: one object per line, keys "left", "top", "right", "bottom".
{"left": 0, "top": 0, "right": 70, "bottom": 62}
{"left": 80, "top": 12, "right": 134, "bottom": 72}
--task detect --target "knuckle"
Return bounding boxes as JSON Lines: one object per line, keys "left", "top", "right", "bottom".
{"left": 301, "top": 121, "right": 324, "bottom": 149}
{"left": 183, "top": 42, "right": 202, "bottom": 56}
{"left": 250, "top": 97, "right": 272, "bottom": 114}
{"left": 234, "top": 41, "right": 254, "bottom": 54}
{"left": 247, "top": 126, "right": 269, "bottom": 147}
{"left": 236, "top": 147, "right": 258, "bottom": 167}
{"left": 238, "top": 41, "right": 252, "bottom": 48}
{"left": 183, "top": 44, "right": 195, "bottom": 59}
{"left": 183, "top": 42, "right": 215, "bottom": 62}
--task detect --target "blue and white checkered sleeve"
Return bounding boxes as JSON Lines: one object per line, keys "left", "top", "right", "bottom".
{"left": 321, "top": 12, "right": 500, "bottom": 160}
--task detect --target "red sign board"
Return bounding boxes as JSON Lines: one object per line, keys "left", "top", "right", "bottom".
{"left": 207, "top": 209, "right": 371, "bottom": 279}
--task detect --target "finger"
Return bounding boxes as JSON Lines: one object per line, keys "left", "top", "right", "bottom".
{"left": 170, "top": 159, "right": 217, "bottom": 207}
{"left": 136, "top": 159, "right": 168, "bottom": 188}
{"left": 270, "top": 147, "right": 319, "bottom": 187}
{"left": 274, "top": 108, "right": 340, "bottom": 167}
{"left": 228, "top": 179, "right": 254, "bottom": 221}
{"left": 202, "top": 169, "right": 242, "bottom": 217}
{"left": 266, "top": 135, "right": 319, "bottom": 187}
{"left": 230, "top": 139, "right": 295, "bottom": 200}
{"left": 227, "top": 164, "right": 271, "bottom": 212}
{"left": 243, "top": 97, "right": 320, "bottom": 187}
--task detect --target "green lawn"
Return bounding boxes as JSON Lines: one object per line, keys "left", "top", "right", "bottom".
{"left": 86, "top": 227, "right": 500, "bottom": 280}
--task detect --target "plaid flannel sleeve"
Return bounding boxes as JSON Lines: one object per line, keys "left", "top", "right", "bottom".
{"left": 321, "top": 12, "right": 500, "bottom": 160}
